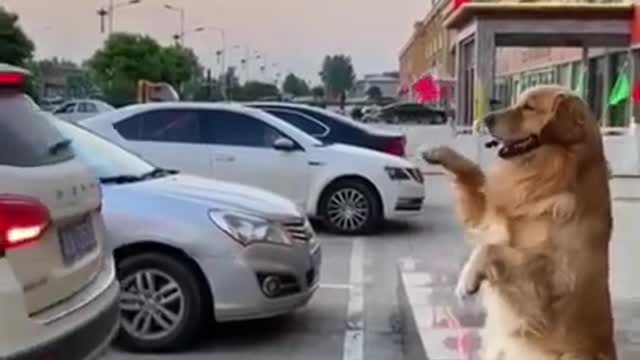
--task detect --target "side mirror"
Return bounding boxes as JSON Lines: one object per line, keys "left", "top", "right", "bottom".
{"left": 273, "top": 137, "right": 297, "bottom": 151}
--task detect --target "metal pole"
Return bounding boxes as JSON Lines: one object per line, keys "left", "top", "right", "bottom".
{"left": 221, "top": 30, "right": 228, "bottom": 100}
{"left": 108, "top": 0, "right": 114, "bottom": 34}
{"left": 180, "top": 9, "right": 185, "bottom": 46}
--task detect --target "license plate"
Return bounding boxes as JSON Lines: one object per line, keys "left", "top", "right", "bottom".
{"left": 59, "top": 218, "right": 97, "bottom": 266}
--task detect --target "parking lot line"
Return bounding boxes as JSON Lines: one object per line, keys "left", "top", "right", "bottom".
{"left": 319, "top": 283, "right": 353, "bottom": 290}
{"left": 343, "top": 238, "right": 364, "bottom": 360}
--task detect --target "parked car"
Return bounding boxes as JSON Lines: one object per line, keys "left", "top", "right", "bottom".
{"left": 51, "top": 117, "right": 321, "bottom": 352}
{"left": 247, "top": 102, "right": 408, "bottom": 157}
{"left": 53, "top": 99, "right": 115, "bottom": 123}
{"left": 0, "top": 64, "right": 120, "bottom": 359}
{"left": 80, "top": 102, "right": 425, "bottom": 234}
{"left": 379, "top": 102, "right": 447, "bottom": 125}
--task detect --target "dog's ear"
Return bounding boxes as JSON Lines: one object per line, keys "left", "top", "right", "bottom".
{"left": 540, "top": 93, "right": 586, "bottom": 146}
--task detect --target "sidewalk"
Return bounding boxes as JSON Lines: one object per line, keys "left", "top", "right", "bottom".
{"left": 398, "top": 176, "right": 640, "bottom": 360}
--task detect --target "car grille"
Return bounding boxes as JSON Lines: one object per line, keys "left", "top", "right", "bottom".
{"left": 281, "top": 217, "right": 314, "bottom": 242}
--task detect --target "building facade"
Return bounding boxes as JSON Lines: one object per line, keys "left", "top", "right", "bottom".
{"left": 352, "top": 72, "right": 400, "bottom": 99}
{"left": 399, "top": 0, "right": 633, "bottom": 127}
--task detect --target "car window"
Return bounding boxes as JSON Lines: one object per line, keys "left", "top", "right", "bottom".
{"left": 78, "top": 102, "right": 98, "bottom": 113}
{"left": 265, "top": 109, "right": 328, "bottom": 137}
{"left": 200, "top": 110, "right": 285, "bottom": 148}
{"left": 54, "top": 102, "right": 76, "bottom": 114}
{"left": 0, "top": 93, "right": 74, "bottom": 166}
{"left": 114, "top": 109, "right": 202, "bottom": 143}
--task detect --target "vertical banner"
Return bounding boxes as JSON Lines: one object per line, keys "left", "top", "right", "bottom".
{"left": 631, "top": 2, "right": 640, "bottom": 47}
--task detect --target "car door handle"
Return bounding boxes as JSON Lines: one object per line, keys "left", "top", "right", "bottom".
{"left": 215, "top": 155, "right": 235, "bottom": 162}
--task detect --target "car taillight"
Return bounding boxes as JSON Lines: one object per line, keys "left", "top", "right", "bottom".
{"left": 0, "top": 195, "right": 51, "bottom": 253}
{"left": 383, "top": 138, "right": 406, "bottom": 157}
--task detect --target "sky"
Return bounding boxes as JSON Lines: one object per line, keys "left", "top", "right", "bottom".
{"left": 2, "top": 0, "right": 427, "bottom": 84}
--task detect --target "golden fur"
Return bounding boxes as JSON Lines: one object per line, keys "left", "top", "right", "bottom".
{"left": 423, "top": 85, "right": 615, "bottom": 360}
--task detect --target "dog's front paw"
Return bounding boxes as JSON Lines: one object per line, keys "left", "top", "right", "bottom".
{"left": 422, "top": 146, "right": 461, "bottom": 166}
{"left": 455, "top": 258, "right": 482, "bottom": 300}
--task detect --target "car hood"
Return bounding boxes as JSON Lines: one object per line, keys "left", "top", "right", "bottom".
{"left": 110, "top": 174, "right": 302, "bottom": 220}
{"left": 313, "top": 143, "right": 415, "bottom": 167}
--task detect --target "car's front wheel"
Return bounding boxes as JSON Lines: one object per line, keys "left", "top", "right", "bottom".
{"left": 319, "top": 179, "right": 382, "bottom": 235}
{"left": 116, "top": 252, "right": 210, "bottom": 352}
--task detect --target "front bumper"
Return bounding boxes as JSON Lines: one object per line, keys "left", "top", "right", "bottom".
{"left": 383, "top": 179, "right": 426, "bottom": 220}
{"left": 199, "top": 239, "right": 322, "bottom": 322}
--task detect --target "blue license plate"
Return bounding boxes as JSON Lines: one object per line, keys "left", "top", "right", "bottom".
{"left": 59, "top": 218, "right": 97, "bottom": 266}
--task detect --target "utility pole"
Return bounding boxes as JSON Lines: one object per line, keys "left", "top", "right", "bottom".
{"left": 108, "top": 0, "right": 114, "bottom": 34}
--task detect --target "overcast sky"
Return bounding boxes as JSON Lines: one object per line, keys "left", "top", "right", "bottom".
{"left": 2, "top": 0, "right": 427, "bottom": 84}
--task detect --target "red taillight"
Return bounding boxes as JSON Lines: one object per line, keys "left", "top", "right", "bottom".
{"left": 383, "top": 138, "right": 406, "bottom": 157}
{"left": 0, "top": 73, "right": 26, "bottom": 87}
{"left": 0, "top": 195, "right": 51, "bottom": 252}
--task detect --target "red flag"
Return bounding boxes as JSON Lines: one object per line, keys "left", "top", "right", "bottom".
{"left": 454, "top": 0, "right": 471, "bottom": 10}
{"left": 632, "top": 80, "right": 640, "bottom": 105}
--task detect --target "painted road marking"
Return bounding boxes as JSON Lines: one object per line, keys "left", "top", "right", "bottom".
{"left": 320, "top": 283, "right": 353, "bottom": 290}
{"left": 343, "top": 238, "right": 364, "bottom": 360}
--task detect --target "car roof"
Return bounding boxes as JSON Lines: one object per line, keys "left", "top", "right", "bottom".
{"left": 0, "top": 63, "right": 29, "bottom": 75}
{"left": 245, "top": 102, "right": 319, "bottom": 111}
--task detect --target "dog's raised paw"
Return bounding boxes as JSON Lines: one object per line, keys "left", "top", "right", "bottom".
{"left": 422, "top": 146, "right": 458, "bottom": 166}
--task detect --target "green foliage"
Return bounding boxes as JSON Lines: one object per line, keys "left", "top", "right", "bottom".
{"left": 282, "top": 73, "right": 310, "bottom": 97}
{"left": 0, "top": 6, "right": 34, "bottom": 67}
{"left": 88, "top": 33, "right": 200, "bottom": 106}
{"left": 311, "top": 85, "right": 325, "bottom": 99}
{"left": 241, "top": 81, "right": 280, "bottom": 101}
{"left": 319, "top": 55, "right": 355, "bottom": 99}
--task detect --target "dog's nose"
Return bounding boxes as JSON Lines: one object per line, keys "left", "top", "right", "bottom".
{"left": 484, "top": 114, "right": 496, "bottom": 129}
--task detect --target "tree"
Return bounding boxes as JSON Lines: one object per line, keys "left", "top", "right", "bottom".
{"left": 311, "top": 85, "right": 325, "bottom": 100}
{"left": 88, "top": 33, "right": 200, "bottom": 106}
{"left": 319, "top": 55, "right": 355, "bottom": 100}
{"left": 0, "top": 7, "right": 35, "bottom": 67}
{"left": 242, "top": 81, "right": 280, "bottom": 101}
{"left": 282, "top": 73, "right": 310, "bottom": 97}
{"left": 366, "top": 86, "right": 383, "bottom": 101}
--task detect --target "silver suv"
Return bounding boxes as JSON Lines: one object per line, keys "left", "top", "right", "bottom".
{"left": 0, "top": 64, "right": 119, "bottom": 359}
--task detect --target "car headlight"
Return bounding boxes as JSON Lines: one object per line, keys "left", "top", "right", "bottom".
{"left": 384, "top": 166, "right": 411, "bottom": 180}
{"left": 208, "top": 209, "right": 291, "bottom": 246}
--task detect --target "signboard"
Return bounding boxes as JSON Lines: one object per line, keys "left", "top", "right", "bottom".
{"left": 631, "top": 2, "right": 640, "bottom": 47}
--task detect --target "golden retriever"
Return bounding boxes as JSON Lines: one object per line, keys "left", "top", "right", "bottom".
{"left": 423, "top": 84, "right": 615, "bottom": 360}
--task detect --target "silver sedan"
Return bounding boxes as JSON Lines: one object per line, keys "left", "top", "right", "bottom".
{"left": 52, "top": 118, "right": 322, "bottom": 352}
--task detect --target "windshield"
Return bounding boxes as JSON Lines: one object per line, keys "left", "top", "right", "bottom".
{"left": 51, "top": 116, "right": 155, "bottom": 179}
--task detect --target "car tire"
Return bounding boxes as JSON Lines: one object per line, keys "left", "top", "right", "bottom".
{"left": 319, "top": 179, "right": 382, "bottom": 235}
{"left": 115, "top": 252, "right": 210, "bottom": 352}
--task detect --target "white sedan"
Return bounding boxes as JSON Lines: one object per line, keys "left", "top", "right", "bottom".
{"left": 53, "top": 99, "right": 114, "bottom": 123}
{"left": 80, "top": 102, "right": 425, "bottom": 234}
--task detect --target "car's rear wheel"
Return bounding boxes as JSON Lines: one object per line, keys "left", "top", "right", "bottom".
{"left": 319, "top": 179, "right": 382, "bottom": 235}
{"left": 116, "top": 252, "right": 209, "bottom": 352}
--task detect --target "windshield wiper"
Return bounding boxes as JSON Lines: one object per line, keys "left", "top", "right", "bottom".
{"left": 99, "top": 174, "right": 144, "bottom": 184}
{"left": 100, "top": 168, "right": 179, "bottom": 185}
{"left": 140, "top": 167, "right": 180, "bottom": 180}
{"left": 49, "top": 139, "right": 72, "bottom": 155}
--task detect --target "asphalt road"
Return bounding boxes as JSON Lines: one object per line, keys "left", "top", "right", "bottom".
{"left": 104, "top": 175, "right": 468, "bottom": 360}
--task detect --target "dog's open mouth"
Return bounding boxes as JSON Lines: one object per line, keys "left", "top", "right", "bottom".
{"left": 485, "top": 135, "right": 540, "bottom": 158}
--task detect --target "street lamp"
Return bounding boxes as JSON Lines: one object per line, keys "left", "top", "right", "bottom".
{"left": 164, "top": 3, "right": 185, "bottom": 46}
{"left": 183, "top": 26, "right": 228, "bottom": 100}
{"left": 98, "top": 0, "right": 141, "bottom": 34}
